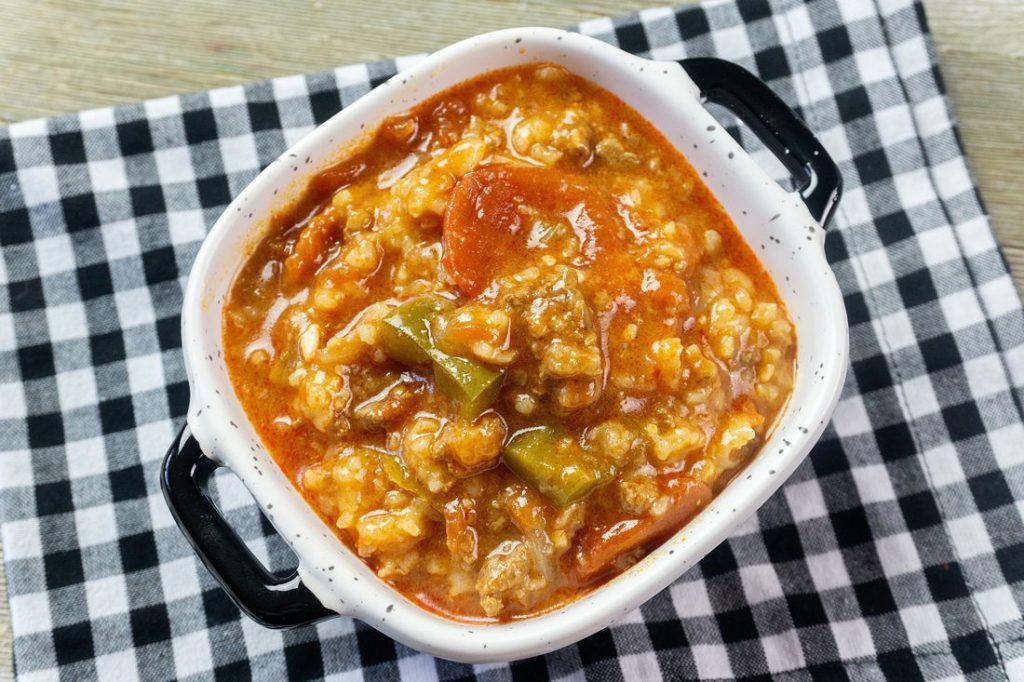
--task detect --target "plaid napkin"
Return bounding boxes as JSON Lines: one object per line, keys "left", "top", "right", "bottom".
{"left": 3, "top": 0, "right": 1024, "bottom": 678}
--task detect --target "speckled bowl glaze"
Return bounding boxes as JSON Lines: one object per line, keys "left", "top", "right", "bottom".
{"left": 172, "top": 27, "right": 847, "bottom": 662}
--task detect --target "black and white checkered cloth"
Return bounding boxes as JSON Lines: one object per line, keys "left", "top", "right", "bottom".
{"left": 2, "top": 0, "right": 1023, "bottom": 678}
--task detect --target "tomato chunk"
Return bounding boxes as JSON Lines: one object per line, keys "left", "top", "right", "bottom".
{"left": 572, "top": 477, "right": 711, "bottom": 581}
{"left": 309, "top": 158, "right": 367, "bottom": 196}
{"left": 442, "top": 164, "right": 636, "bottom": 297}
{"left": 283, "top": 212, "right": 336, "bottom": 284}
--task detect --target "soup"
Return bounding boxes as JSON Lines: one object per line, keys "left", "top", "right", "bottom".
{"left": 223, "top": 63, "right": 795, "bottom": 620}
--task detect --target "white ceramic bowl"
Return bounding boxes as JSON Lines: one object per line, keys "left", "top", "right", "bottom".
{"left": 164, "top": 27, "right": 847, "bottom": 663}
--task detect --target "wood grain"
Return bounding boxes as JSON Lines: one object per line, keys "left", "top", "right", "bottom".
{"left": 0, "top": 1, "right": 1020, "bottom": 677}
{"left": 924, "top": 0, "right": 1024, "bottom": 284}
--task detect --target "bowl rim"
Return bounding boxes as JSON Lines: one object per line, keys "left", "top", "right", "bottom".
{"left": 179, "top": 25, "right": 849, "bottom": 662}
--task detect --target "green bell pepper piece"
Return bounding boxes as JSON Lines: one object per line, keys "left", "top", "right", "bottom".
{"left": 379, "top": 451, "right": 446, "bottom": 512}
{"left": 381, "top": 296, "right": 504, "bottom": 418}
{"left": 380, "top": 296, "right": 452, "bottom": 366}
{"left": 432, "top": 352, "right": 503, "bottom": 419}
{"left": 503, "top": 426, "right": 610, "bottom": 508}
{"left": 380, "top": 451, "right": 424, "bottom": 497}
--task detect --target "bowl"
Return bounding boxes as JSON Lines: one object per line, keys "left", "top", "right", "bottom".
{"left": 162, "top": 26, "right": 846, "bottom": 663}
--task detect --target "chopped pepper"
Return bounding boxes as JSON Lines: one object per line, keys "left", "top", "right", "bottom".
{"left": 381, "top": 296, "right": 504, "bottom": 418}
{"left": 379, "top": 451, "right": 445, "bottom": 512}
{"left": 380, "top": 296, "right": 452, "bottom": 366}
{"left": 502, "top": 426, "right": 612, "bottom": 508}
{"left": 432, "top": 353, "right": 503, "bottom": 419}
{"left": 379, "top": 451, "right": 424, "bottom": 497}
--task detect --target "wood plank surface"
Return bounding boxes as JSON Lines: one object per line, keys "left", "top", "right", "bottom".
{"left": 0, "top": 0, "right": 1020, "bottom": 677}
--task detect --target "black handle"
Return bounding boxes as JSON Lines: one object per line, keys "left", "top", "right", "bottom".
{"left": 160, "top": 425, "right": 334, "bottom": 628}
{"left": 679, "top": 57, "right": 842, "bottom": 228}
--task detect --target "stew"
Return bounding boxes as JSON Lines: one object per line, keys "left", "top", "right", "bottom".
{"left": 223, "top": 63, "right": 796, "bottom": 621}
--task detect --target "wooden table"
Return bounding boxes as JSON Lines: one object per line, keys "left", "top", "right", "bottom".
{"left": 0, "top": 1, "right": 1020, "bottom": 677}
